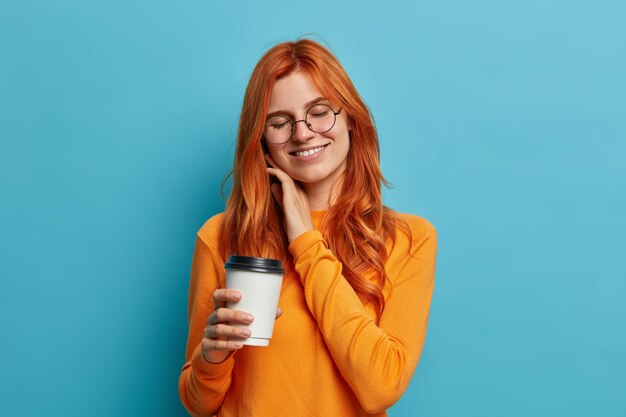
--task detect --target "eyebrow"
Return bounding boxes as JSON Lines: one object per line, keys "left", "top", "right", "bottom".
{"left": 266, "top": 97, "right": 329, "bottom": 119}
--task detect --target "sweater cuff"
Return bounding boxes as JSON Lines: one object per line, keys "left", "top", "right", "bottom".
{"left": 288, "top": 230, "right": 326, "bottom": 261}
{"left": 190, "top": 343, "right": 235, "bottom": 378}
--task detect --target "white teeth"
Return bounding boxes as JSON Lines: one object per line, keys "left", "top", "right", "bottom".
{"left": 294, "top": 146, "right": 324, "bottom": 157}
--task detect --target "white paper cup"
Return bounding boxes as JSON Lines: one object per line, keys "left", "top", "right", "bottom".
{"left": 225, "top": 255, "right": 284, "bottom": 346}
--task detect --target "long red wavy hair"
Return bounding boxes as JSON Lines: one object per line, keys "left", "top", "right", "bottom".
{"left": 220, "top": 39, "right": 405, "bottom": 321}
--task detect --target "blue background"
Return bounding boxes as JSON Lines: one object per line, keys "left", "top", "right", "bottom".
{"left": 1, "top": 0, "right": 625, "bottom": 416}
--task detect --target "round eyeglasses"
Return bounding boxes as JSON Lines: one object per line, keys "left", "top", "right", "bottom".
{"left": 264, "top": 104, "right": 342, "bottom": 144}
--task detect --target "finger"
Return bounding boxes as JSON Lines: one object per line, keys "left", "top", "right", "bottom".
{"left": 212, "top": 288, "right": 242, "bottom": 310}
{"left": 202, "top": 338, "right": 244, "bottom": 352}
{"left": 270, "top": 182, "right": 283, "bottom": 208}
{"left": 266, "top": 166, "right": 291, "bottom": 183}
{"left": 205, "top": 323, "right": 252, "bottom": 339}
{"left": 267, "top": 167, "right": 300, "bottom": 201}
{"left": 275, "top": 307, "right": 283, "bottom": 319}
{"left": 264, "top": 153, "right": 278, "bottom": 168}
{"left": 208, "top": 307, "right": 254, "bottom": 326}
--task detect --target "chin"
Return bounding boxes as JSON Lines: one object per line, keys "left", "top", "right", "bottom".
{"left": 291, "top": 173, "right": 325, "bottom": 184}
{"left": 294, "top": 169, "right": 343, "bottom": 187}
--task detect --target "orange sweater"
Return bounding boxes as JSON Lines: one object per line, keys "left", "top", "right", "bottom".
{"left": 178, "top": 210, "right": 438, "bottom": 417}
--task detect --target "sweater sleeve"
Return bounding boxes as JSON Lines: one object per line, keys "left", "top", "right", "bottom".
{"left": 288, "top": 219, "right": 438, "bottom": 414}
{"left": 178, "top": 233, "right": 233, "bottom": 417}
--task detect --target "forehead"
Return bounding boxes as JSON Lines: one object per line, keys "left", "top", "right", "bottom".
{"left": 268, "top": 71, "right": 324, "bottom": 112}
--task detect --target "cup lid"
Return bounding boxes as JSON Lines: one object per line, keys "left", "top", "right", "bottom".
{"left": 225, "top": 255, "right": 285, "bottom": 274}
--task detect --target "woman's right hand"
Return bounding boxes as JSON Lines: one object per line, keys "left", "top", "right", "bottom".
{"left": 201, "top": 289, "right": 253, "bottom": 364}
{"left": 201, "top": 289, "right": 282, "bottom": 364}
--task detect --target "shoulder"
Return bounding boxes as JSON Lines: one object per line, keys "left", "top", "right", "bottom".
{"left": 391, "top": 212, "right": 438, "bottom": 256}
{"left": 196, "top": 212, "right": 226, "bottom": 250}
{"left": 395, "top": 212, "right": 437, "bottom": 238}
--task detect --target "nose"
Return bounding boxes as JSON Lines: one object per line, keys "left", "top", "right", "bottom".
{"left": 291, "top": 119, "right": 315, "bottom": 142}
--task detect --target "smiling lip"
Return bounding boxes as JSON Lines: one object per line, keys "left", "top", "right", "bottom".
{"left": 289, "top": 143, "right": 330, "bottom": 160}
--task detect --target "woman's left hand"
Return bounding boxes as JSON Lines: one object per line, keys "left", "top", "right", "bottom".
{"left": 265, "top": 154, "right": 314, "bottom": 243}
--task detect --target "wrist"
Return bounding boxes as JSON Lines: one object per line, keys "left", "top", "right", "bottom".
{"left": 288, "top": 226, "right": 313, "bottom": 243}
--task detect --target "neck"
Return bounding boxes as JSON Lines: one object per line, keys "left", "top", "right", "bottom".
{"left": 301, "top": 175, "right": 344, "bottom": 210}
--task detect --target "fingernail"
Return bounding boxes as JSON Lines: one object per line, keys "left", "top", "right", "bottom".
{"left": 232, "top": 292, "right": 241, "bottom": 300}
{"left": 241, "top": 329, "right": 251, "bottom": 337}
{"left": 234, "top": 342, "right": 243, "bottom": 348}
{"left": 245, "top": 314, "right": 254, "bottom": 323}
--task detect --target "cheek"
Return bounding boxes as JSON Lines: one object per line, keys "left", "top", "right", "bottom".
{"left": 267, "top": 145, "right": 289, "bottom": 167}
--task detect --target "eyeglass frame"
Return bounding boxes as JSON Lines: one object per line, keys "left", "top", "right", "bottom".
{"left": 263, "top": 104, "right": 343, "bottom": 145}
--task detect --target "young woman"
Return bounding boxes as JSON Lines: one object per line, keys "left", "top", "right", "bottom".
{"left": 178, "top": 39, "right": 438, "bottom": 417}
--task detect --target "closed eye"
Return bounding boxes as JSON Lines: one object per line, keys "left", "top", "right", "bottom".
{"left": 309, "top": 110, "right": 329, "bottom": 118}
{"left": 271, "top": 121, "right": 290, "bottom": 129}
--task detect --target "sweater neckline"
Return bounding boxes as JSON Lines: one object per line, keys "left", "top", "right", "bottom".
{"left": 310, "top": 209, "right": 327, "bottom": 229}
{"left": 310, "top": 209, "right": 327, "bottom": 218}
